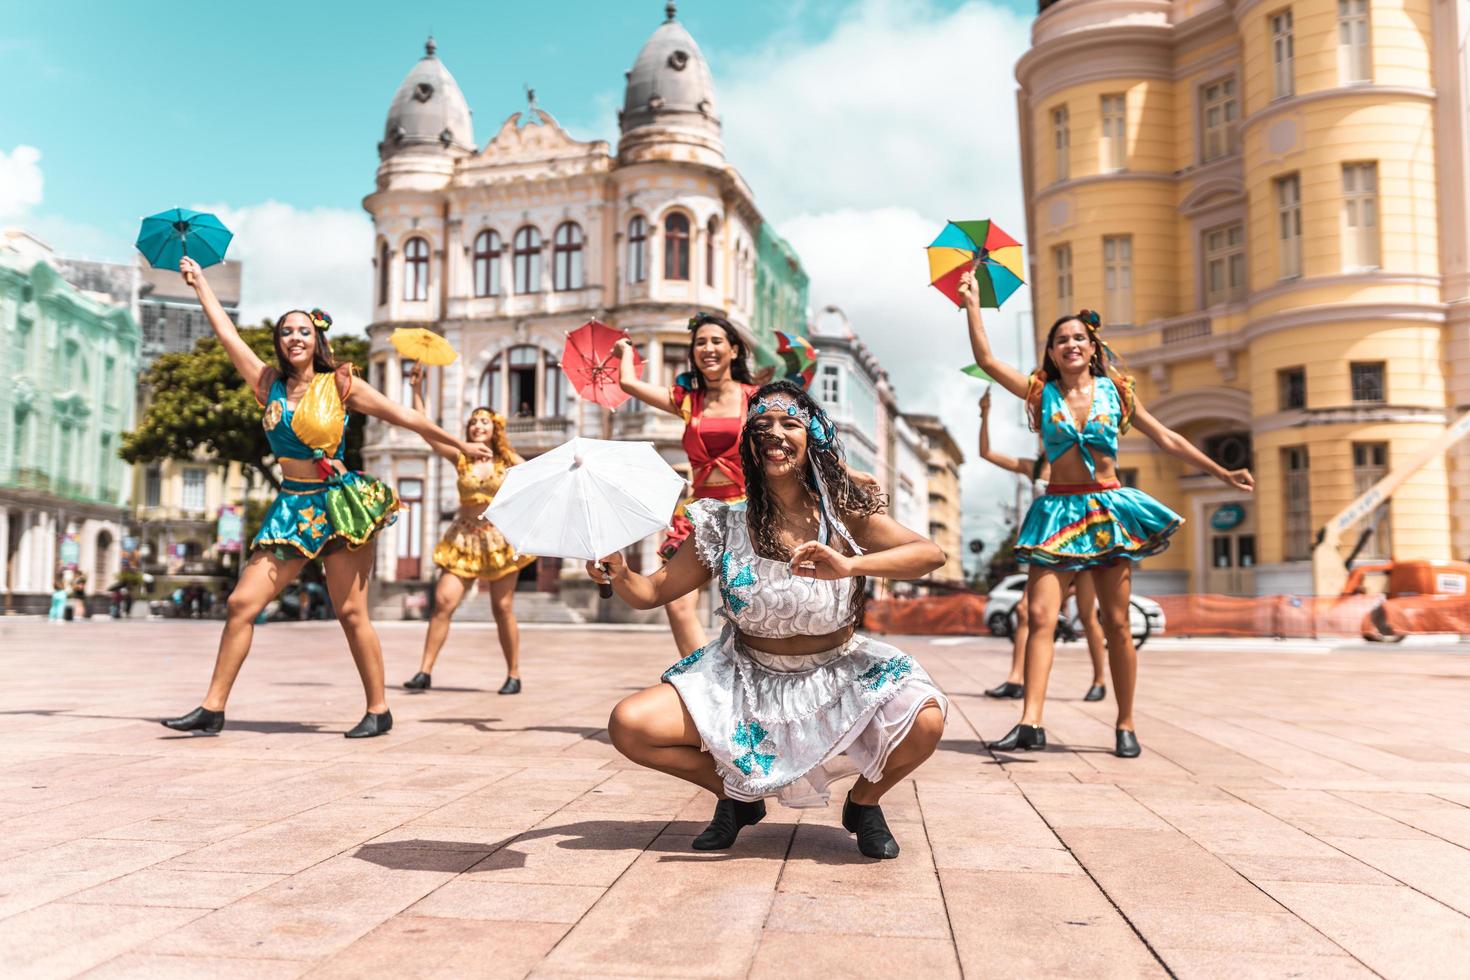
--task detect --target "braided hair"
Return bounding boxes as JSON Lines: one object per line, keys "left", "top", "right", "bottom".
{"left": 1024, "top": 308, "right": 1136, "bottom": 433}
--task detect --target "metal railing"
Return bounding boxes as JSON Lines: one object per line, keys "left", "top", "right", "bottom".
{"left": 1161, "top": 316, "right": 1213, "bottom": 345}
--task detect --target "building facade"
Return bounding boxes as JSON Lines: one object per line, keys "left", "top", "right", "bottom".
{"left": 1017, "top": 0, "right": 1470, "bottom": 595}
{"left": 362, "top": 7, "right": 810, "bottom": 584}
{"left": 905, "top": 413, "right": 966, "bottom": 584}
{"left": 1, "top": 231, "right": 139, "bottom": 609}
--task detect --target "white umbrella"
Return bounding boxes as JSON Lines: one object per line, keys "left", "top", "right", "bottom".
{"left": 485, "top": 438, "right": 685, "bottom": 593}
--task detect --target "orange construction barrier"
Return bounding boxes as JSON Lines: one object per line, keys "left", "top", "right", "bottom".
{"left": 1374, "top": 593, "right": 1470, "bottom": 635}
{"left": 864, "top": 593, "right": 989, "bottom": 635}
{"left": 1154, "top": 594, "right": 1380, "bottom": 639}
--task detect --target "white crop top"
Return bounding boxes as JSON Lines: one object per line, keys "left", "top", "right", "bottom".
{"left": 686, "top": 498, "right": 860, "bottom": 639}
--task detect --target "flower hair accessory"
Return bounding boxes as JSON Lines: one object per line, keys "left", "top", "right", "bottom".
{"left": 309, "top": 308, "right": 333, "bottom": 331}
{"left": 468, "top": 408, "right": 499, "bottom": 424}
{"left": 687, "top": 312, "right": 714, "bottom": 330}
{"left": 1076, "top": 309, "right": 1102, "bottom": 330}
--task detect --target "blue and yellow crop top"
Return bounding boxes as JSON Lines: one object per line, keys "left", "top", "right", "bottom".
{"left": 1039, "top": 376, "right": 1121, "bottom": 479}
{"left": 253, "top": 365, "right": 353, "bottom": 474}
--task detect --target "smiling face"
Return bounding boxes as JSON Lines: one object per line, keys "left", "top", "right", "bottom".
{"left": 466, "top": 411, "right": 496, "bottom": 445}
{"left": 275, "top": 312, "right": 317, "bottom": 373}
{"left": 691, "top": 323, "right": 737, "bottom": 380}
{"left": 1047, "top": 318, "right": 1097, "bottom": 375}
{"left": 749, "top": 406, "right": 810, "bottom": 480}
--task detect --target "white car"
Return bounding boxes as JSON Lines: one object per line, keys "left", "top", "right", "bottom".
{"left": 984, "top": 573, "right": 1165, "bottom": 643}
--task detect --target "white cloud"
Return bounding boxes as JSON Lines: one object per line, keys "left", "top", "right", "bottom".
{"left": 197, "top": 200, "right": 374, "bottom": 333}
{"left": 0, "top": 145, "right": 44, "bottom": 221}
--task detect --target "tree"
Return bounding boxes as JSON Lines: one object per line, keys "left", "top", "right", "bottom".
{"left": 121, "top": 323, "right": 370, "bottom": 491}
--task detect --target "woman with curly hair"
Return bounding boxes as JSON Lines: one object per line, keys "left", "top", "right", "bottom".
{"left": 587, "top": 381, "right": 948, "bottom": 860}
{"left": 402, "top": 364, "right": 534, "bottom": 695}
{"left": 160, "top": 258, "right": 493, "bottom": 738}
{"left": 958, "top": 270, "right": 1252, "bottom": 758}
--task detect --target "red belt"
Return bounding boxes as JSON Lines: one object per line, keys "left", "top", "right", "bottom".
{"left": 1047, "top": 480, "right": 1121, "bottom": 495}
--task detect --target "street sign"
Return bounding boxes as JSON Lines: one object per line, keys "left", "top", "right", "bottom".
{"left": 216, "top": 505, "right": 244, "bottom": 554}
{"left": 1210, "top": 503, "right": 1245, "bottom": 531}
{"left": 59, "top": 534, "right": 80, "bottom": 569}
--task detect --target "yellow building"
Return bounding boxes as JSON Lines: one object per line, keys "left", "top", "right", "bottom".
{"left": 1016, "top": 0, "right": 1470, "bottom": 595}
{"left": 906, "top": 414, "right": 966, "bottom": 584}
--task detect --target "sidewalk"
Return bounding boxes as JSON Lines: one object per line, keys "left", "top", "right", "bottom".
{"left": 0, "top": 619, "right": 1467, "bottom": 978}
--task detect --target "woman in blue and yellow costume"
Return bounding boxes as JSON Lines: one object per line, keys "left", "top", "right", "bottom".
{"left": 402, "top": 364, "right": 534, "bottom": 695}
{"left": 957, "top": 269, "right": 1253, "bottom": 758}
{"left": 160, "top": 257, "right": 494, "bottom": 739}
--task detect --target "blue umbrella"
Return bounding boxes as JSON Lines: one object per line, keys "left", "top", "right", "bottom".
{"left": 134, "top": 208, "right": 233, "bottom": 270}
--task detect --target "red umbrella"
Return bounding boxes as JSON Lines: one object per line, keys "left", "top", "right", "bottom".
{"left": 562, "top": 319, "right": 643, "bottom": 409}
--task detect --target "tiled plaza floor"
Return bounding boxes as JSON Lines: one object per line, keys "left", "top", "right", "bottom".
{"left": 1, "top": 617, "right": 1469, "bottom": 978}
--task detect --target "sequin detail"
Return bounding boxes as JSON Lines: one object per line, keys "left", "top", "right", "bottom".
{"left": 662, "top": 646, "right": 707, "bottom": 679}
{"left": 858, "top": 655, "right": 913, "bottom": 691}
{"left": 719, "top": 550, "right": 757, "bottom": 614}
{"left": 730, "top": 721, "right": 776, "bottom": 776}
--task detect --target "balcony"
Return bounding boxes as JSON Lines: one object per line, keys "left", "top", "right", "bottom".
{"left": 612, "top": 411, "right": 685, "bottom": 444}
{"left": 504, "top": 416, "right": 574, "bottom": 456}
{"left": 1161, "top": 315, "right": 1212, "bottom": 345}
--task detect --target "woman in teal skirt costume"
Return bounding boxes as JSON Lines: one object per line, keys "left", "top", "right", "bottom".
{"left": 161, "top": 257, "right": 493, "bottom": 738}
{"left": 957, "top": 269, "right": 1253, "bottom": 758}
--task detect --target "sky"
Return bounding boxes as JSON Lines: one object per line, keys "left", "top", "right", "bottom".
{"left": 1, "top": 0, "right": 1040, "bottom": 569}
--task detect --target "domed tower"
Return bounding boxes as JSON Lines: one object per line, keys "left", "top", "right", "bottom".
{"left": 618, "top": 2, "right": 723, "bottom": 166}
{"left": 375, "top": 36, "right": 475, "bottom": 191}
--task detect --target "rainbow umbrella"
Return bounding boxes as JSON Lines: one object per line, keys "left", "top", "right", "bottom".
{"left": 774, "top": 331, "right": 818, "bottom": 389}
{"left": 927, "top": 219, "right": 1025, "bottom": 308}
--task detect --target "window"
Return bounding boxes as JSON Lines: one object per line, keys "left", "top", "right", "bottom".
{"left": 1271, "top": 9, "right": 1295, "bottom": 100}
{"left": 1338, "top": 0, "right": 1371, "bottom": 84}
{"left": 706, "top": 216, "right": 719, "bottom": 287}
{"left": 1342, "top": 163, "right": 1380, "bottom": 270}
{"left": 145, "top": 464, "right": 162, "bottom": 509}
{"left": 1351, "top": 361, "right": 1385, "bottom": 403}
{"left": 508, "top": 345, "right": 539, "bottom": 418}
{"left": 1100, "top": 94, "right": 1126, "bottom": 171}
{"left": 478, "top": 358, "right": 501, "bottom": 413}
{"left": 103, "top": 357, "right": 115, "bottom": 406}
{"left": 99, "top": 434, "right": 112, "bottom": 493}
{"left": 1200, "top": 77, "right": 1238, "bottom": 163}
{"left": 182, "top": 467, "right": 206, "bottom": 512}
{"left": 627, "top": 216, "right": 647, "bottom": 284}
{"left": 403, "top": 237, "right": 429, "bottom": 302}
{"left": 1275, "top": 174, "right": 1302, "bottom": 279}
{"left": 1103, "top": 235, "right": 1133, "bottom": 327}
{"left": 1204, "top": 432, "right": 1252, "bottom": 472}
{"left": 664, "top": 212, "right": 690, "bottom": 281}
{"left": 473, "top": 230, "right": 501, "bottom": 297}
{"left": 1278, "top": 366, "right": 1306, "bottom": 410}
{"left": 1118, "top": 468, "right": 1139, "bottom": 488}
{"left": 553, "top": 222, "right": 584, "bottom": 291}
{"left": 1052, "top": 105, "right": 1069, "bottom": 181}
{"left": 662, "top": 343, "right": 690, "bottom": 389}
{"left": 64, "top": 341, "right": 79, "bottom": 390}
{"left": 1352, "top": 442, "right": 1391, "bottom": 558}
{"left": 1204, "top": 223, "right": 1246, "bottom": 306}
{"left": 542, "top": 349, "right": 563, "bottom": 416}
{"left": 396, "top": 478, "right": 423, "bottom": 562}
{"left": 817, "top": 363, "right": 841, "bottom": 409}
{"left": 1282, "top": 445, "right": 1311, "bottom": 559}
{"left": 400, "top": 360, "right": 418, "bottom": 407}
{"left": 1054, "top": 243, "right": 1073, "bottom": 313}
{"left": 377, "top": 240, "right": 390, "bottom": 305}
{"left": 513, "top": 226, "right": 542, "bottom": 293}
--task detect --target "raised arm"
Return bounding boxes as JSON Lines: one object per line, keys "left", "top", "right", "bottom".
{"left": 789, "top": 512, "right": 946, "bottom": 582}
{"left": 1130, "top": 402, "right": 1254, "bottom": 492}
{"left": 405, "top": 361, "right": 461, "bottom": 463}
{"left": 180, "top": 257, "right": 267, "bottom": 392}
{"left": 612, "top": 337, "right": 679, "bottom": 415}
{"left": 345, "top": 375, "right": 493, "bottom": 462}
{"left": 958, "top": 270, "right": 1031, "bottom": 400}
{"left": 585, "top": 536, "right": 713, "bottom": 608}
{"left": 978, "top": 390, "right": 1032, "bottom": 477}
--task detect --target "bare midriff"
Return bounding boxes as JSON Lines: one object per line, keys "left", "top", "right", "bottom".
{"left": 1048, "top": 446, "right": 1119, "bottom": 486}
{"left": 279, "top": 458, "right": 347, "bottom": 482}
{"left": 738, "top": 624, "right": 855, "bottom": 656}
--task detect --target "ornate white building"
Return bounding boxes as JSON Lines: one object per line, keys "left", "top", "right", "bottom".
{"left": 362, "top": 6, "right": 808, "bottom": 589}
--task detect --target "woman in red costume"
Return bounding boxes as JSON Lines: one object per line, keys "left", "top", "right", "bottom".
{"left": 614, "top": 313, "right": 758, "bottom": 656}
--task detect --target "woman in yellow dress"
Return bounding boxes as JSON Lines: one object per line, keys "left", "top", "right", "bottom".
{"left": 402, "top": 364, "right": 535, "bottom": 695}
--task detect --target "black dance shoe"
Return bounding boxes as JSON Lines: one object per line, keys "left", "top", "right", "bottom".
{"left": 1115, "top": 729, "right": 1141, "bottom": 758}
{"left": 160, "top": 706, "right": 224, "bottom": 734}
{"left": 497, "top": 676, "right": 522, "bottom": 695}
{"left": 842, "top": 793, "right": 900, "bottom": 859}
{"left": 403, "top": 672, "right": 431, "bottom": 690}
{"left": 989, "top": 724, "right": 1047, "bottom": 752}
{"left": 1084, "top": 684, "right": 1106, "bottom": 702}
{"left": 691, "top": 798, "right": 766, "bottom": 851}
{"left": 985, "top": 681, "right": 1024, "bottom": 699}
{"left": 344, "top": 710, "right": 393, "bottom": 739}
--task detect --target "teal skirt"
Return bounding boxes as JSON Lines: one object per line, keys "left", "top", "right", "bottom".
{"left": 254, "top": 472, "right": 400, "bottom": 560}
{"left": 1016, "top": 481, "right": 1182, "bottom": 570}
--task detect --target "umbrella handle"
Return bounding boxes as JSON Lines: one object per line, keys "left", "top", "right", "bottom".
{"left": 597, "top": 562, "right": 614, "bottom": 600}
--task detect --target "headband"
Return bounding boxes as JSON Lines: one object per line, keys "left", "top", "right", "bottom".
{"left": 309, "top": 308, "right": 332, "bottom": 332}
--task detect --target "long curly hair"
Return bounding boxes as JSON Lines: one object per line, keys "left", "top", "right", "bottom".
{"left": 1025, "top": 309, "right": 1137, "bottom": 433}
{"left": 685, "top": 312, "right": 754, "bottom": 391}
{"left": 272, "top": 309, "right": 336, "bottom": 379}
{"left": 465, "top": 407, "right": 515, "bottom": 465}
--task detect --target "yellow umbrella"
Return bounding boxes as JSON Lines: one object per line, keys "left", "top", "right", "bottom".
{"left": 390, "top": 327, "right": 458, "bottom": 366}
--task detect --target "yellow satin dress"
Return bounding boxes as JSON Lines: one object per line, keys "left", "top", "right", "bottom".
{"left": 432, "top": 454, "right": 536, "bottom": 582}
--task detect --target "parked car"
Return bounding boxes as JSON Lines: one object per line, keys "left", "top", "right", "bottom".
{"left": 983, "top": 573, "right": 1166, "bottom": 644}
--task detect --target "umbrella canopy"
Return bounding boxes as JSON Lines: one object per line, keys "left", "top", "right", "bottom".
{"left": 390, "top": 327, "right": 458, "bottom": 366}
{"left": 485, "top": 437, "right": 684, "bottom": 561}
{"left": 562, "top": 319, "right": 643, "bottom": 409}
{"left": 135, "top": 208, "right": 233, "bottom": 270}
{"left": 927, "top": 219, "right": 1025, "bottom": 309}
{"left": 774, "top": 331, "right": 818, "bottom": 389}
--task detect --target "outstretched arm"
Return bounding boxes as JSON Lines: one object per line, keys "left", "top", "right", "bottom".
{"left": 180, "top": 257, "right": 267, "bottom": 392}
{"left": 585, "top": 538, "right": 713, "bottom": 608}
{"left": 613, "top": 338, "right": 679, "bottom": 415}
{"left": 959, "top": 270, "right": 1031, "bottom": 400}
{"left": 789, "top": 512, "right": 946, "bottom": 582}
{"left": 405, "top": 362, "right": 461, "bottom": 463}
{"left": 1130, "top": 403, "right": 1254, "bottom": 492}
{"left": 978, "top": 390, "right": 1032, "bottom": 477}
{"left": 346, "top": 377, "right": 493, "bottom": 461}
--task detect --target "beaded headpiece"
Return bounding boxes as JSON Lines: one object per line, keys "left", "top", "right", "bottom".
{"left": 748, "top": 393, "right": 812, "bottom": 426}
{"left": 308, "top": 308, "right": 332, "bottom": 332}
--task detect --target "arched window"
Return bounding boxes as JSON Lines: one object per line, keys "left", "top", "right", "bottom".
{"left": 627, "top": 215, "right": 647, "bottom": 284}
{"left": 542, "top": 349, "right": 562, "bottom": 415}
{"left": 473, "top": 230, "right": 501, "bottom": 297}
{"left": 664, "top": 212, "right": 690, "bottom": 281}
{"left": 477, "top": 357, "right": 501, "bottom": 413}
{"left": 705, "top": 216, "right": 719, "bottom": 288}
{"left": 553, "top": 222, "right": 584, "bottom": 292}
{"left": 403, "top": 236, "right": 429, "bottom": 301}
{"left": 513, "top": 226, "right": 542, "bottom": 294}
{"left": 508, "top": 344, "right": 539, "bottom": 417}
{"left": 377, "top": 240, "right": 390, "bottom": 305}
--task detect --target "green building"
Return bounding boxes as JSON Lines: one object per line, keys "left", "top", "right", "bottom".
{"left": 752, "top": 223, "right": 810, "bottom": 370}
{"left": 1, "top": 231, "right": 139, "bottom": 612}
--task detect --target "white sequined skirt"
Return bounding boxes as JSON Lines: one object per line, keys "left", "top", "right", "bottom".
{"left": 661, "top": 626, "right": 948, "bottom": 808}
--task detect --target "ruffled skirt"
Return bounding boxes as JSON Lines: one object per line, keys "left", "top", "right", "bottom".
{"left": 1016, "top": 482, "right": 1182, "bottom": 570}
{"left": 662, "top": 626, "right": 947, "bottom": 808}
{"left": 253, "top": 473, "right": 399, "bottom": 560}
{"left": 433, "top": 513, "right": 535, "bottom": 582}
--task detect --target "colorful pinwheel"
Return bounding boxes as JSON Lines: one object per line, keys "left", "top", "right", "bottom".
{"left": 774, "top": 331, "right": 818, "bottom": 389}
{"left": 927, "top": 219, "right": 1025, "bottom": 309}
